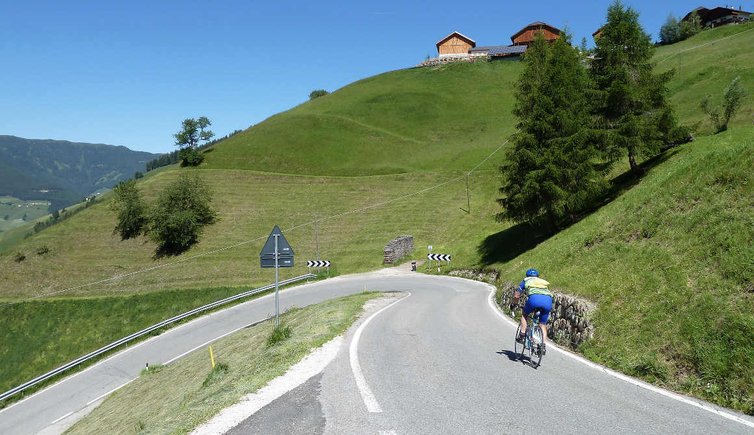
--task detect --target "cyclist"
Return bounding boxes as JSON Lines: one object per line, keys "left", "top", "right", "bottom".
{"left": 514, "top": 268, "right": 553, "bottom": 352}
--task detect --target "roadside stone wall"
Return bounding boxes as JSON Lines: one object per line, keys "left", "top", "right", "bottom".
{"left": 383, "top": 236, "right": 414, "bottom": 264}
{"left": 448, "top": 269, "right": 595, "bottom": 349}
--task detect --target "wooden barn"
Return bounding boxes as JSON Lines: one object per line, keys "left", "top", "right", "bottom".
{"left": 682, "top": 6, "right": 752, "bottom": 27}
{"left": 511, "top": 22, "right": 562, "bottom": 46}
{"left": 436, "top": 31, "right": 476, "bottom": 58}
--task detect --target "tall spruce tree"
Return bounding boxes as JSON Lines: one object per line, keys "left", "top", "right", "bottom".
{"left": 498, "top": 34, "right": 608, "bottom": 230}
{"left": 591, "top": 1, "right": 677, "bottom": 173}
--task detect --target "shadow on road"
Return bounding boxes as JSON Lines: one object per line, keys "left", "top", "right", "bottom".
{"left": 497, "top": 349, "right": 519, "bottom": 362}
{"left": 497, "top": 349, "right": 542, "bottom": 369}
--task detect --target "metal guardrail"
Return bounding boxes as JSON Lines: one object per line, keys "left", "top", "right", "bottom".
{"left": 0, "top": 273, "right": 316, "bottom": 402}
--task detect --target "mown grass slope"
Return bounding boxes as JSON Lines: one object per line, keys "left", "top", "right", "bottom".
{"left": 204, "top": 61, "right": 520, "bottom": 175}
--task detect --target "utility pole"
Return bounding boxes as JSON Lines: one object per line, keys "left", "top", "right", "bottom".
{"left": 465, "top": 172, "right": 471, "bottom": 214}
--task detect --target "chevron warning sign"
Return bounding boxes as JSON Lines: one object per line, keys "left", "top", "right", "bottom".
{"left": 427, "top": 253, "right": 451, "bottom": 262}
{"left": 306, "top": 260, "right": 331, "bottom": 268}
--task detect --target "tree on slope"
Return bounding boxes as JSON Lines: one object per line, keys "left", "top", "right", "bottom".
{"left": 149, "top": 173, "right": 217, "bottom": 256}
{"left": 591, "top": 1, "right": 677, "bottom": 174}
{"left": 111, "top": 179, "right": 147, "bottom": 240}
{"left": 498, "top": 34, "right": 608, "bottom": 230}
{"left": 174, "top": 116, "right": 214, "bottom": 166}
{"left": 660, "top": 14, "right": 681, "bottom": 45}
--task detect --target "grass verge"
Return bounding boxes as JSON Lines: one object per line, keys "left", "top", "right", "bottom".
{"left": 65, "top": 292, "right": 381, "bottom": 434}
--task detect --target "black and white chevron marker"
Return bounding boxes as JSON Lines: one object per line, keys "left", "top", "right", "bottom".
{"left": 427, "top": 253, "right": 451, "bottom": 262}
{"left": 306, "top": 260, "right": 331, "bottom": 268}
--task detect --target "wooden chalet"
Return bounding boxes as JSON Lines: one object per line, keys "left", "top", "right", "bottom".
{"left": 436, "top": 31, "right": 476, "bottom": 58}
{"left": 511, "top": 22, "right": 561, "bottom": 46}
{"left": 592, "top": 26, "right": 604, "bottom": 41}
{"left": 682, "top": 6, "right": 752, "bottom": 27}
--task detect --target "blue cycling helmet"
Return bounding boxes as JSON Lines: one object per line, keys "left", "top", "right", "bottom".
{"left": 526, "top": 268, "right": 539, "bottom": 277}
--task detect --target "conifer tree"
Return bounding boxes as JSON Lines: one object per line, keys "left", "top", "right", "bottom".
{"left": 498, "top": 34, "right": 608, "bottom": 229}
{"left": 591, "top": 1, "right": 677, "bottom": 173}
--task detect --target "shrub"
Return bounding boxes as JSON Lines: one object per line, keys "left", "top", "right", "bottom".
{"left": 148, "top": 173, "right": 216, "bottom": 256}
{"left": 701, "top": 77, "right": 746, "bottom": 133}
{"left": 14, "top": 252, "right": 26, "bottom": 262}
{"left": 266, "top": 324, "right": 292, "bottom": 347}
{"left": 680, "top": 11, "right": 702, "bottom": 40}
{"left": 202, "top": 362, "right": 229, "bottom": 387}
{"left": 178, "top": 147, "right": 204, "bottom": 167}
{"left": 35, "top": 245, "right": 50, "bottom": 256}
{"left": 111, "top": 179, "right": 148, "bottom": 240}
{"left": 309, "top": 89, "right": 329, "bottom": 100}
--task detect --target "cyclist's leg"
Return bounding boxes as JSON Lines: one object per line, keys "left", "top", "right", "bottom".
{"left": 520, "top": 297, "right": 535, "bottom": 337}
{"left": 529, "top": 294, "right": 552, "bottom": 343}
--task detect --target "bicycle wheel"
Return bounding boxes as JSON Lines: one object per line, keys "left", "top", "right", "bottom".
{"left": 513, "top": 325, "right": 525, "bottom": 359}
{"left": 529, "top": 326, "right": 544, "bottom": 368}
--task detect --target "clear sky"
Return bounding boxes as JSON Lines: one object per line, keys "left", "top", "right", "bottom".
{"left": 2, "top": 0, "right": 751, "bottom": 154}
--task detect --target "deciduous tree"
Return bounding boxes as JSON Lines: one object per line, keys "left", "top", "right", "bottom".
{"left": 174, "top": 117, "right": 214, "bottom": 166}
{"left": 148, "top": 174, "right": 216, "bottom": 255}
{"left": 111, "top": 179, "right": 147, "bottom": 240}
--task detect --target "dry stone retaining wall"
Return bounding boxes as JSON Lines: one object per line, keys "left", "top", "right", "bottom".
{"left": 448, "top": 269, "right": 595, "bottom": 349}
{"left": 383, "top": 236, "right": 414, "bottom": 264}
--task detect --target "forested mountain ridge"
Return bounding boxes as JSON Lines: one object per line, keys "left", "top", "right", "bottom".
{"left": 0, "top": 135, "right": 158, "bottom": 210}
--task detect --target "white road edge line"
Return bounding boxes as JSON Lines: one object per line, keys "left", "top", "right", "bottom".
{"left": 350, "top": 293, "right": 411, "bottom": 413}
{"left": 485, "top": 285, "right": 754, "bottom": 429}
{"left": 50, "top": 411, "right": 73, "bottom": 425}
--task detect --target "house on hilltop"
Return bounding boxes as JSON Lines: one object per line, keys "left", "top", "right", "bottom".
{"left": 682, "top": 6, "right": 752, "bottom": 27}
{"left": 420, "top": 21, "right": 561, "bottom": 67}
{"left": 511, "top": 22, "right": 562, "bottom": 46}
{"left": 436, "top": 31, "right": 476, "bottom": 59}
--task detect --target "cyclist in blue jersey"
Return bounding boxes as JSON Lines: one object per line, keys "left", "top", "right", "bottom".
{"left": 514, "top": 268, "right": 553, "bottom": 349}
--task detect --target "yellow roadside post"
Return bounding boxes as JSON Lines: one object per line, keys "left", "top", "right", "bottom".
{"left": 209, "top": 346, "right": 216, "bottom": 369}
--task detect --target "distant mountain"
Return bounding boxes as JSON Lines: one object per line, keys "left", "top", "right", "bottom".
{"left": 0, "top": 135, "right": 159, "bottom": 210}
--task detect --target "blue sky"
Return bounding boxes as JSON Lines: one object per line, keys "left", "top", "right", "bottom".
{"left": 2, "top": 0, "right": 751, "bottom": 154}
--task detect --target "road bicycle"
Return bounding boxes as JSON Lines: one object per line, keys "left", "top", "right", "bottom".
{"left": 513, "top": 307, "right": 545, "bottom": 368}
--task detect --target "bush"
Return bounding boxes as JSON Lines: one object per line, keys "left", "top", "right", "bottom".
{"left": 111, "top": 180, "right": 148, "bottom": 240}
{"left": 178, "top": 147, "right": 204, "bottom": 167}
{"left": 701, "top": 77, "right": 746, "bottom": 133}
{"left": 35, "top": 245, "right": 50, "bottom": 256}
{"left": 148, "top": 173, "right": 216, "bottom": 256}
{"left": 309, "top": 89, "right": 329, "bottom": 100}
{"left": 266, "top": 324, "right": 292, "bottom": 347}
{"left": 14, "top": 252, "right": 25, "bottom": 262}
{"left": 202, "top": 362, "right": 229, "bottom": 388}
{"left": 680, "top": 11, "right": 702, "bottom": 40}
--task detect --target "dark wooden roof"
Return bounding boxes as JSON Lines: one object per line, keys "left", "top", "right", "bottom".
{"left": 682, "top": 6, "right": 752, "bottom": 23}
{"left": 510, "top": 22, "right": 562, "bottom": 42}
{"left": 435, "top": 31, "right": 476, "bottom": 48}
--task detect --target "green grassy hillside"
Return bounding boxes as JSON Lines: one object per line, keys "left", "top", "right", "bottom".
{"left": 655, "top": 22, "right": 754, "bottom": 132}
{"left": 205, "top": 61, "right": 520, "bottom": 175}
{"left": 494, "top": 126, "right": 754, "bottom": 413}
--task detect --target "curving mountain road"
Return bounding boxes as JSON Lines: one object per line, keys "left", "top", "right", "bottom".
{"left": 1, "top": 270, "right": 752, "bottom": 434}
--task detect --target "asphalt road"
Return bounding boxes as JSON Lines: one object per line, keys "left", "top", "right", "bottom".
{"left": 2, "top": 270, "right": 753, "bottom": 434}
